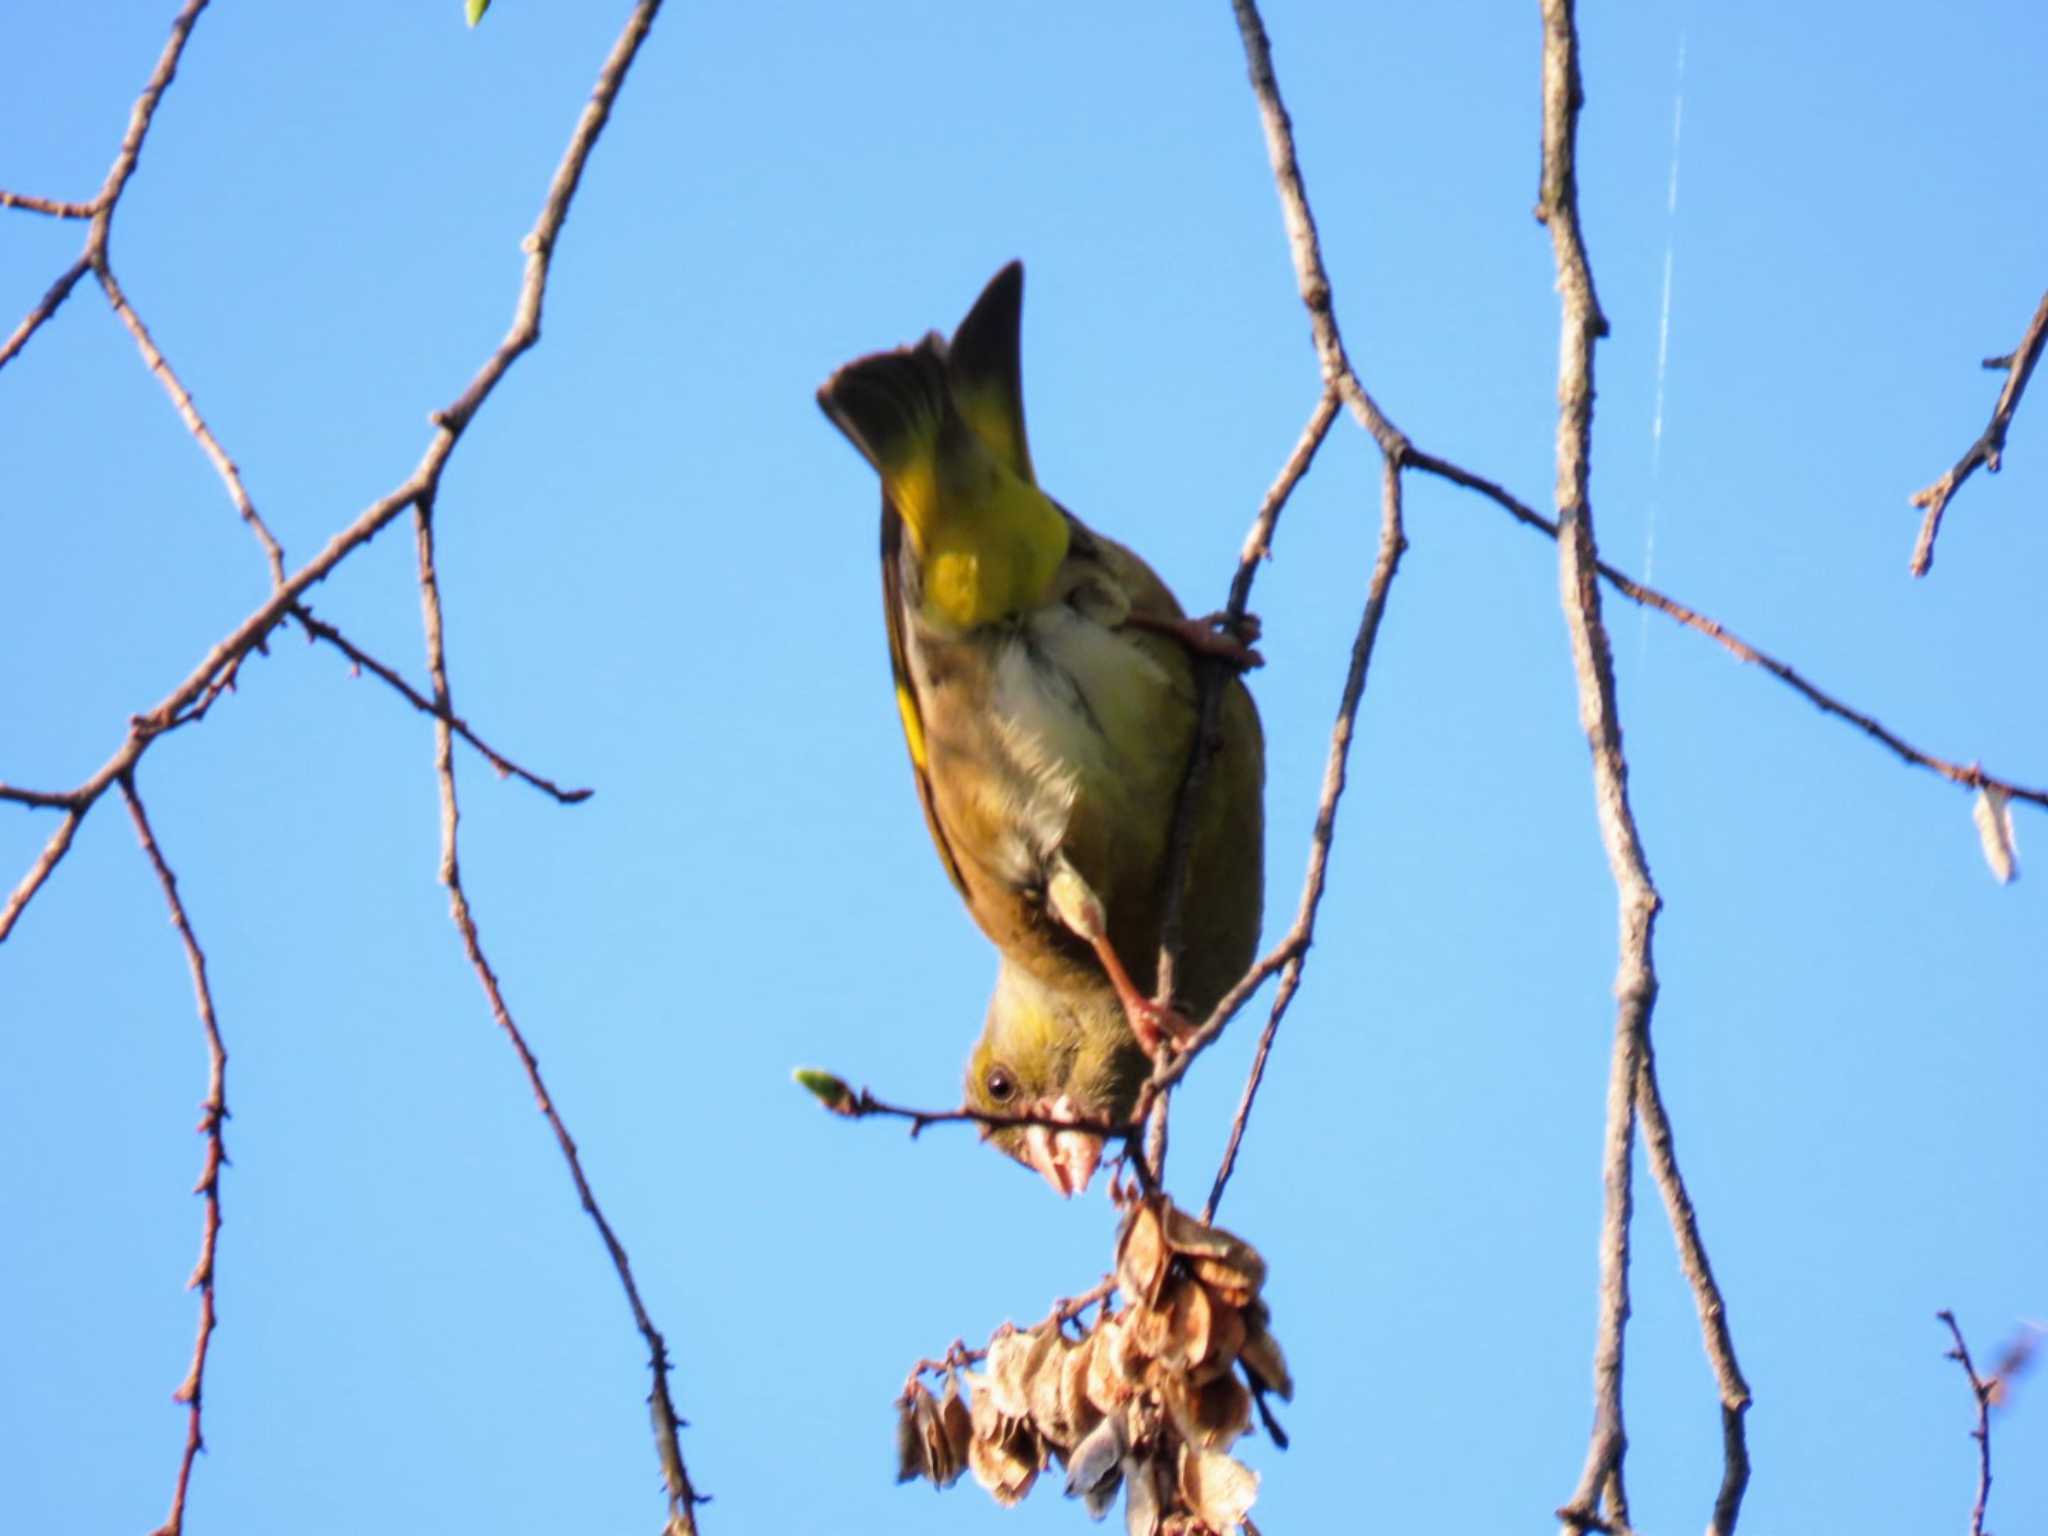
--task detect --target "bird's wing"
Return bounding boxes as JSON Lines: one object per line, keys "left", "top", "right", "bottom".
{"left": 881, "top": 496, "right": 973, "bottom": 902}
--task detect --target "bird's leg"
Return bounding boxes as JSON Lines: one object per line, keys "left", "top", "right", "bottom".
{"left": 1046, "top": 858, "right": 1192, "bottom": 1056}
{"left": 1122, "top": 609, "right": 1264, "bottom": 671}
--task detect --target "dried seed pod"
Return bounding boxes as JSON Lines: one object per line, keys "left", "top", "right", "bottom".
{"left": 1027, "top": 1334, "right": 1083, "bottom": 1447}
{"left": 1117, "top": 1198, "right": 1172, "bottom": 1308}
{"left": 1238, "top": 1300, "right": 1293, "bottom": 1402}
{"left": 1178, "top": 1446, "right": 1259, "bottom": 1534}
{"left": 1192, "top": 1285, "right": 1247, "bottom": 1381}
{"left": 1129, "top": 1294, "right": 1174, "bottom": 1363}
{"left": 968, "top": 1420, "right": 1041, "bottom": 1508}
{"left": 1165, "top": 1277, "right": 1216, "bottom": 1371}
{"left": 1124, "top": 1450, "right": 1166, "bottom": 1536}
{"left": 937, "top": 1374, "right": 973, "bottom": 1480}
{"left": 1187, "top": 1254, "right": 1262, "bottom": 1310}
{"left": 1165, "top": 1369, "right": 1252, "bottom": 1451}
{"left": 987, "top": 1328, "right": 1058, "bottom": 1421}
{"left": 894, "top": 1387, "right": 927, "bottom": 1485}
{"left": 1086, "top": 1313, "right": 1142, "bottom": 1414}
{"left": 1059, "top": 1330, "right": 1105, "bottom": 1444}
{"left": 1160, "top": 1204, "right": 1254, "bottom": 1264}
{"left": 895, "top": 1379, "right": 969, "bottom": 1488}
{"left": 1064, "top": 1409, "right": 1126, "bottom": 1515}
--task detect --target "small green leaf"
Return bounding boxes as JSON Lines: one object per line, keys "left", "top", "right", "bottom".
{"left": 793, "top": 1067, "right": 857, "bottom": 1114}
{"left": 465, "top": 0, "right": 491, "bottom": 27}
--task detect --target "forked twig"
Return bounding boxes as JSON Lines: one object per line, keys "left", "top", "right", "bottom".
{"left": 1936, "top": 1310, "right": 1995, "bottom": 1536}
{"left": 1909, "top": 288, "right": 2048, "bottom": 577}
{"left": 1204, "top": 457, "right": 1405, "bottom": 1223}
{"left": 415, "top": 468, "right": 697, "bottom": 1536}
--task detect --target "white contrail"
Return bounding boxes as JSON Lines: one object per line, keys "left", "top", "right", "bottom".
{"left": 1641, "top": 32, "right": 1686, "bottom": 664}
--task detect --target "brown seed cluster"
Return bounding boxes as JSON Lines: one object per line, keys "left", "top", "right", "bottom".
{"left": 896, "top": 1197, "right": 1291, "bottom": 1534}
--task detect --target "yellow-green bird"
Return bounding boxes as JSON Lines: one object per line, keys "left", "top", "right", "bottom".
{"left": 816, "top": 262, "right": 1265, "bottom": 1195}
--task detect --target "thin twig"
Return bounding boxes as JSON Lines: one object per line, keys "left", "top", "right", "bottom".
{"left": 1635, "top": 1045, "right": 1749, "bottom": 1534}
{"left": 1936, "top": 1310, "right": 1995, "bottom": 1536}
{"left": 1203, "top": 456, "right": 1406, "bottom": 1223}
{"left": 1228, "top": 0, "right": 1407, "bottom": 458}
{"left": 0, "top": 0, "right": 209, "bottom": 378}
{"left": 0, "top": 0, "right": 661, "bottom": 948}
{"left": 820, "top": 1084, "right": 1141, "bottom": 1146}
{"left": 900, "top": 1276, "right": 1122, "bottom": 1399}
{"left": 118, "top": 776, "right": 228, "bottom": 1536}
{"left": 0, "top": 255, "right": 91, "bottom": 370}
{"left": 1411, "top": 448, "right": 2048, "bottom": 813}
{"left": 0, "top": 188, "right": 99, "bottom": 218}
{"left": 415, "top": 493, "right": 698, "bottom": 1536}
{"left": 1910, "top": 288, "right": 2048, "bottom": 577}
{"left": 1535, "top": 5, "right": 1653, "bottom": 1531}
{"left": 95, "top": 259, "right": 287, "bottom": 584}
{"left": 0, "top": 810, "right": 82, "bottom": 944}
{"left": 1137, "top": 0, "right": 1413, "bottom": 1184}
{"left": 289, "top": 604, "right": 592, "bottom": 803}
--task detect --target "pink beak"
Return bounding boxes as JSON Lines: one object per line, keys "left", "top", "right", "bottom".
{"left": 1021, "top": 1095, "right": 1102, "bottom": 1198}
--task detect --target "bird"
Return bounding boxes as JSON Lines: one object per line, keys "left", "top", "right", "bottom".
{"left": 816, "top": 261, "right": 1265, "bottom": 1195}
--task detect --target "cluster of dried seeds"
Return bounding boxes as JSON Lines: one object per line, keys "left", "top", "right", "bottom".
{"left": 896, "top": 1197, "right": 1291, "bottom": 1534}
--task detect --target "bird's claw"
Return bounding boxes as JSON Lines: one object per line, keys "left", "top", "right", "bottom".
{"left": 1124, "top": 609, "right": 1265, "bottom": 671}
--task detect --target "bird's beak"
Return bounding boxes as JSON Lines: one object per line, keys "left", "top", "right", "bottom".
{"left": 1021, "top": 1095, "right": 1102, "bottom": 1198}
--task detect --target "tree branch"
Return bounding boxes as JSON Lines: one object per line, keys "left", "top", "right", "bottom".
{"left": 288, "top": 604, "right": 593, "bottom": 803}
{"left": 0, "top": 0, "right": 209, "bottom": 377}
{"left": 0, "top": 0, "right": 658, "bottom": 947}
{"left": 0, "top": 188, "right": 99, "bottom": 218}
{"left": 1411, "top": 450, "right": 2048, "bottom": 813}
{"left": 1909, "top": 287, "right": 2048, "bottom": 577}
{"left": 1936, "top": 1310, "right": 1995, "bottom": 1536}
{"left": 1537, "top": 4, "right": 1646, "bottom": 1530}
{"left": 1635, "top": 1045, "right": 1750, "bottom": 1534}
{"left": 415, "top": 471, "right": 697, "bottom": 1535}
{"left": 117, "top": 775, "right": 228, "bottom": 1536}
{"left": 95, "top": 256, "right": 287, "bottom": 583}
{"left": 1203, "top": 456, "right": 1405, "bottom": 1223}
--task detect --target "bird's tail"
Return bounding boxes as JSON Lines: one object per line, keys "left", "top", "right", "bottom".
{"left": 816, "top": 261, "right": 1036, "bottom": 501}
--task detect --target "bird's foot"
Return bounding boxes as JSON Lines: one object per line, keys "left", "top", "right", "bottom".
{"left": 1125, "top": 609, "right": 1264, "bottom": 671}
{"left": 1114, "top": 985, "right": 1194, "bottom": 1058}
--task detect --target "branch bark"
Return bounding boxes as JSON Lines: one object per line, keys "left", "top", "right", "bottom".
{"left": 118, "top": 776, "right": 229, "bottom": 1536}
{"left": 1535, "top": 4, "right": 1645, "bottom": 1529}
{"left": 1909, "top": 287, "right": 2048, "bottom": 577}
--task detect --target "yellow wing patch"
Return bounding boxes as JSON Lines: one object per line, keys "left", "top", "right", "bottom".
{"left": 894, "top": 677, "right": 928, "bottom": 771}
{"left": 881, "top": 500, "right": 972, "bottom": 901}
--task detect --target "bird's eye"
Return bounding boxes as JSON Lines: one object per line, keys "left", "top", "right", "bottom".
{"left": 984, "top": 1066, "right": 1017, "bottom": 1104}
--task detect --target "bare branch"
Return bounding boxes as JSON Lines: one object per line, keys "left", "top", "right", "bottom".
{"left": 117, "top": 776, "right": 228, "bottom": 1536}
{"left": 414, "top": 491, "right": 699, "bottom": 1534}
{"left": 900, "top": 1275, "right": 1123, "bottom": 1398}
{"left": 1227, "top": 0, "right": 1406, "bottom": 457}
{"left": 1936, "top": 1310, "right": 1995, "bottom": 1536}
{"left": 289, "top": 604, "right": 593, "bottom": 803}
{"left": 0, "top": 0, "right": 660, "bottom": 945}
{"left": 1147, "top": 391, "right": 1337, "bottom": 1165}
{"left": 1412, "top": 448, "right": 2048, "bottom": 814}
{"left": 1910, "top": 288, "right": 2048, "bottom": 577}
{"left": 1536, "top": 4, "right": 1652, "bottom": 1529}
{"left": 0, "top": 810, "right": 82, "bottom": 944}
{"left": 95, "top": 258, "right": 288, "bottom": 584}
{"left": 0, "top": 255, "right": 90, "bottom": 370}
{"left": 1635, "top": 1045, "right": 1750, "bottom": 1535}
{"left": 1202, "top": 455, "right": 1405, "bottom": 1224}
{"left": 0, "top": 0, "right": 208, "bottom": 377}
{"left": 813, "top": 1082, "right": 1140, "bottom": 1146}
{"left": 0, "top": 189, "right": 98, "bottom": 218}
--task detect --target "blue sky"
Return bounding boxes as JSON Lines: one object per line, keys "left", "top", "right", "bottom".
{"left": 2, "top": 2, "right": 2043, "bottom": 1532}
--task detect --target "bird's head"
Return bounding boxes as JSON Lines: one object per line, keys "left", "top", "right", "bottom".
{"left": 965, "top": 961, "right": 1148, "bottom": 1198}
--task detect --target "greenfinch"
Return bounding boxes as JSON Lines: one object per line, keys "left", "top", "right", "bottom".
{"left": 817, "top": 262, "right": 1265, "bottom": 1195}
